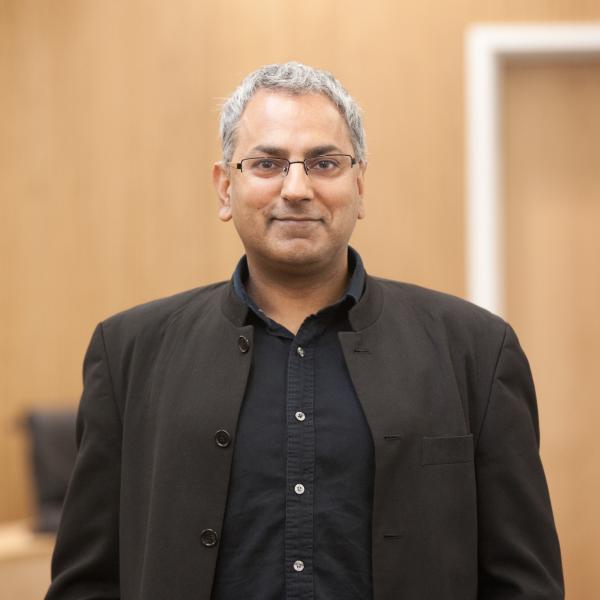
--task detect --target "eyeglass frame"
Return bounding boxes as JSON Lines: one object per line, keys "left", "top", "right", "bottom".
{"left": 229, "top": 154, "right": 357, "bottom": 177}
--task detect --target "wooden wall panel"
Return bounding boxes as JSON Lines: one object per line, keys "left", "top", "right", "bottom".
{"left": 504, "top": 59, "right": 600, "bottom": 598}
{"left": 2, "top": 2, "right": 600, "bottom": 595}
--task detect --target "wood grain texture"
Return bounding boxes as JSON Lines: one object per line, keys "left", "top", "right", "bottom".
{"left": 504, "top": 59, "right": 600, "bottom": 599}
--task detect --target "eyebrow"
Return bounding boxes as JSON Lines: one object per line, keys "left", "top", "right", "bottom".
{"left": 248, "top": 144, "right": 346, "bottom": 158}
{"left": 305, "top": 145, "right": 345, "bottom": 158}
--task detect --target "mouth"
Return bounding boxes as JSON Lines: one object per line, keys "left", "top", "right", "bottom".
{"left": 271, "top": 216, "right": 322, "bottom": 223}
{"left": 271, "top": 218, "right": 322, "bottom": 230}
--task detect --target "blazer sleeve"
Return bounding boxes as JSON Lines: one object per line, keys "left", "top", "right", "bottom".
{"left": 475, "top": 323, "right": 564, "bottom": 599}
{"left": 45, "top": 323, "right": 121, "bottom": 600}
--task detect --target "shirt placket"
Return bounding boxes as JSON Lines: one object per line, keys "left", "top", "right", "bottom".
{"left": 285, "top": 338, "right": 315, "bottom": 600}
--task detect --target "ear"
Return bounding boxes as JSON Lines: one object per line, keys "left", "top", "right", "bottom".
{"left": 356, "top": 161, "right": 366, "bottom": 220}
{"left": 212, "top": 161, "right": 233, "bottom": 222}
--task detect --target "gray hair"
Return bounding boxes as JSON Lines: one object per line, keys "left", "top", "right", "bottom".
{"left": 219, "top": 62, "right": 366, "bottom": 164}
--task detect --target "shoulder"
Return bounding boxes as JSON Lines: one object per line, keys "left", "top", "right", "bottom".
{"left": 99, "top": 281, "right": 229, "bottom": 348}
{"left": 368, "top": 277, "right": 520, "bottom": 433}
{"left": 89, "top": 282, "right": 232, "bottom": 406}
{"left": 370, "top": 275, "right": 508, "bottom": 348}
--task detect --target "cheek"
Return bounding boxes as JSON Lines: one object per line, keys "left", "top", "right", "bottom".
{"left": 327, "top": 190, "right": 363, "bottom": 222}
{"left": 230, "top": 190, "right": 272, "bottom": 238}
{"left": 230, "top": 183, "right": 273, "bottom": 215}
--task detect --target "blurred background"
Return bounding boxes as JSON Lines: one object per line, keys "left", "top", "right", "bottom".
{"left": 1, "top": 0, "right": 599, "bottom": 597}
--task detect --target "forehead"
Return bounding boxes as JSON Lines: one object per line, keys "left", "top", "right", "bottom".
{"left": 234, "top": 89, "right": 352, "bottom": 157}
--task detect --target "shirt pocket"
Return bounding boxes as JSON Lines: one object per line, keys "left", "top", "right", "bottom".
{"left": 421, "top": 434, "right": 474, "bottom": 466}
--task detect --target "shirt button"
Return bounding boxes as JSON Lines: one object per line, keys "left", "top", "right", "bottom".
{"left": 295, "top": 411, "right": 306, "bottom": 422}
{"left": 200, "top": 528, "right": 218, "bottom": 547}
{"left": 296, "top": 346, "right": 305, "bottom": 358}
{"left": 293, "top": 560, "right": 305, "bottom": 572}
{"left": 238, "top": 335, "right": 250, "bottom": 353}
{"left": 294, "top": 483, "right": 305, "bottom": 495}
{"left": 214, "top": 429, "right": 231, "bottom": 448}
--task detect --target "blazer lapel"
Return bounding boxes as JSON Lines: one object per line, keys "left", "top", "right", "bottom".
{"left": 339, "top": 276, "right": 470, "bottom": 598}
{"left": 135, "top": 283, "right": 254, "bottom": 598}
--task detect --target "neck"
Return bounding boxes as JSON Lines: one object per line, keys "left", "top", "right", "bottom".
{"left": 245, "top": 251, "right": 350, "bottom": 334}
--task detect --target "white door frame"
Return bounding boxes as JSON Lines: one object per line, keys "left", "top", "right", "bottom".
{"left": 465, "top": 23, "right": 600, "bottom": 316}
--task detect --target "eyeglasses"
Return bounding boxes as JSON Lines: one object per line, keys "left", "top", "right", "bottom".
{"left": 230, "top": 154, "right": 356, "bottom": 179}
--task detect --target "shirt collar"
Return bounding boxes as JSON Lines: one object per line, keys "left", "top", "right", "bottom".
{"left": 232, "top": 247, "right": 366, "bottom": 319}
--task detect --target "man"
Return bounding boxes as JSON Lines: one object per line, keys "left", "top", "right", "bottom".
{"left": 46, "top": 62, "right": 563, "bottom": 599}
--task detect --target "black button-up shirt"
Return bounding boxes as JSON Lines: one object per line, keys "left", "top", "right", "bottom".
{"left": 211, "top": 248, "right": 374, "bottom": 600}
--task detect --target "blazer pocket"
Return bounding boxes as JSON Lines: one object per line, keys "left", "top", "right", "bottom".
{"left": 421, "top": 434, "right": 473, "bottom": 466}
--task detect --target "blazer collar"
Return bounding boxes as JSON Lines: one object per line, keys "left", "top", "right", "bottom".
{"left": 348, "top": 274, "right": 384, "bottom": 331}
{"left": 221, "top": 274, "right": 383, "bottom": 331}
{"left": 220, "top": 258, "right": 384, "bottom": 332}
{"left": 221, "top": 281, "right": 249, "bottom": 327}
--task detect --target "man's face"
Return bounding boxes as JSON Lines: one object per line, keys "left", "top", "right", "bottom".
{"left": 213, "top": 89, "right": 365, "bottom": 273}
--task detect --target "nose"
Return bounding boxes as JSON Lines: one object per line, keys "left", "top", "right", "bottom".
{"left": 281, "top": 161, "right": 314, "bottom": 202}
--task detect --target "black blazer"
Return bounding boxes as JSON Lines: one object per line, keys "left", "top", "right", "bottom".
{"left": 46, "top": 275, "right": 564, "bottom": 599}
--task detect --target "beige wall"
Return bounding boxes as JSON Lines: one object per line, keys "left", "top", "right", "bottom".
{"left": 504, "top": 59, "right": 600, "bottom": 599}
{"left": 2, "top": 0, "right": 600, "bottom": 594}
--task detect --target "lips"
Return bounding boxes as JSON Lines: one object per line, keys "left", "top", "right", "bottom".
{"left": 271, "top": 216, "right": 321, "bottom": 222}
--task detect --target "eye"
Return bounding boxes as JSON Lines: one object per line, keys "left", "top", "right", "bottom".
{"left": 309, "top": 156, "right": 341, "bottom": 170}
{"left": 249, "top": 158, "right": 284, "bottom": 171}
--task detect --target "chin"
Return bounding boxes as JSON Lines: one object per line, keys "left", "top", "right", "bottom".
{"left": 266, "top": 240, "right": 327, "bottom": 268}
